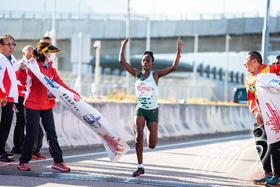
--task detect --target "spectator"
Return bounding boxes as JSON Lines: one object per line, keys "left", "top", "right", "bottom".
{"left": 0, "top": 34, "right": 18, "bottom": 165}
{"left": 17, "top": 42, "right": 79, "bottom": 171}
{"left": 272, "top": 55, "right": 280, "bottom": 65}
{"left": 11, "top": 45, "right": 32, "bottom": 154}
{"left": 30, "top": 35, "right": 56, "bottom": 160}
{"left": 31, "top": 36, "right": 54, "bottom": 159}
{"left": 29, "top": 36, "right": 55, "bottom": 160}
{"left": 12, "top": 45, "right": 46, "bottom": 160}
{"left": 18, "top": 36, "right": 54, "bottom": 159}
{"left": 244, "top": 51, "right": 280, "bottom": 186}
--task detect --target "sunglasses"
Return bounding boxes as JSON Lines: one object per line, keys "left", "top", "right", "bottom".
{"left": 3, "top": 43, "right": 16, "bottom": 48}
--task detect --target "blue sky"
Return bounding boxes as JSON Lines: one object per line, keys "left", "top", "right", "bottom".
{"left": 0, "top": 0, "right": 279, "bottom": 17}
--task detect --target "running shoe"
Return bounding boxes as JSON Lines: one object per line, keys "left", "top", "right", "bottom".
{"left": 35, "top": 153, "right": 46, "bottom": 159}
{"left": 31, "top": 155, "right": 39, "bottom": 160}
{"left": 17, "top": 163, "right": 31, "bottom": 171}
{"left": 253, "top": 173, "right": 273, "bottom": 185}
{"left": 51, "top": 162, "right": 70, "bottom": 172}
{"left": 265, "top": 176, "right": 280, "bottom": 186}
{"left": 0, "top": 154, "right": 15, "bottom": 166}
{"left": 132, "top": 167, "right": 145, "bottom": 177}
{"left": 6, "top": 152, "right": 14, "bottom": 159}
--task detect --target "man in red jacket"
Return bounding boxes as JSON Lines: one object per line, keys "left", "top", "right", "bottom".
{"left": 0, "top": 34, "right": 18, "bottom": 165}
{"left": 244, "top": 51, "right": 280, "bottom": 186}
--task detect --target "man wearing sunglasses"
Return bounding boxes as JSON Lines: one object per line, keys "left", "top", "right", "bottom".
{"left": 0, "top": 34, "right": 18, "bottom": 165}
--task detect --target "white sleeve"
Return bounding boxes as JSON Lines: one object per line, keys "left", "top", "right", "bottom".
{"left": 12, "top": 55, "right": 19, "bottom": 71}
{"left": 0, "top": 59, "right": 7, "bottom": 96}
{"left": 26, "top": 68, "right": 32, "bottom": 84}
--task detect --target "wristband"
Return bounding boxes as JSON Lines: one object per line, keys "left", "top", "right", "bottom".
{"left": 177, "top": 55, "right": 181, "bottom": 58}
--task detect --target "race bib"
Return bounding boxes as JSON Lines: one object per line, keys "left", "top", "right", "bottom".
{"left": 136, "top": 81, "right": 152, "bottom": 98}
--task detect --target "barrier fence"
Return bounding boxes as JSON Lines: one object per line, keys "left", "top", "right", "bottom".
{"left": 6, "top": 102, "right": 254, "bottom": 150}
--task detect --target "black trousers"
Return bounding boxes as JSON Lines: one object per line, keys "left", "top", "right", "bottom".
{"left": 0, "top": 102, "right": 14, "bottom": 155}
{"left": 13, "top": 96, "right": 25, "bottom": 151}
{"left": 269, "top": 141, "right": 280, "bottom": 176}
{"left": 253, "top": 123, "right": 272, "bottom": 174}
{"left": 20, "top": 108, "right": 63, "bottom": 163}
{"left": 32, "top": 124, "right": 43, "bottom": 154}
{"left": 13, "top": 96, "right": 44, "bottom": 154}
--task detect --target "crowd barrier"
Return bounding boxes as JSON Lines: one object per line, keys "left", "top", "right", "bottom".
{"left": 6, "top": 102, "right": 254, "bottom": 150}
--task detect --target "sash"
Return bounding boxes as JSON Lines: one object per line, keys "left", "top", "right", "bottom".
{"left": 24, "top": 59, "right": 130, "bottom": 163}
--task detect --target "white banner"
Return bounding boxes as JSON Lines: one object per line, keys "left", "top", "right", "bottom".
{"left": 257, "top": 73, "right": 280, "bottom": 144}
{"left": 23, "top": 59, "right": 130, "bottom": 163}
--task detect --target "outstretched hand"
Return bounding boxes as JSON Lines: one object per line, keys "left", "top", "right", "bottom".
{"left": 121, "top": 37, "right": 129, "bottom": 47}
{"left": 177, "top": 37, "right": 184, "bottom": 51}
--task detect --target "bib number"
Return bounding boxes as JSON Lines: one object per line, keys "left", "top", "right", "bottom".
{"left": 136, "top": 81, "right": 152, "bottom": 98}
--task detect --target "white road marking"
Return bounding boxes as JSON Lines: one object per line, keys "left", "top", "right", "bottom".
{"left": 15, "top": 134, "right": 253, "bottom": 164}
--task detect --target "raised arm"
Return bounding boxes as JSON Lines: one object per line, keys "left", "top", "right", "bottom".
{"left": 156, "top": 37, "right": 184, "bottom": 78}
{"left": 119, "top": 37, "right": 139, "bottom": 77}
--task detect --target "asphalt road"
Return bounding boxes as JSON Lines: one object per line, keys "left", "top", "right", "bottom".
{"left": 0, "top": 131, "right": 261, "bottom": 187}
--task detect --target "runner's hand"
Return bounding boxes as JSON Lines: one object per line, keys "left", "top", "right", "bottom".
{"left": 121, "top": 37, "right": 129, "bottom": 47}
{"left": 177, "top": 37, "right": 184, "bottom": 51}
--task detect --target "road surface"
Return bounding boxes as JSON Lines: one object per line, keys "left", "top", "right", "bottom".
{"left": 0, "top": 131, "right": 261, "bottom": 187}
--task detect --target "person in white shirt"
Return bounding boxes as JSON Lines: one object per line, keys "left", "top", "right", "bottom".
{"left": 0, "top": 34, "right": 18, "bottom": 165}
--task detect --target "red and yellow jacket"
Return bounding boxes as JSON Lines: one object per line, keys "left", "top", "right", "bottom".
{"left": 245, "top": 64, "right": 280, "bottom": 115}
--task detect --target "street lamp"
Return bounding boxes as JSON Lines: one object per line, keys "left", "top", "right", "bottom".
{"left": 146, "top": 16, "right": 150, "bottom": 51}
{"left": 94, "top": 41, "right": 101, "bottom": 98}
{"left": 125, "top": 0, "right": 131, "bottom": 95}
{"left": 42, "top": 0, "right": 46, "bottom": 21}
{"left": 224, "top": 34, "right": 231, "bottom": 102}
{"left": 193, "top": 34, "right": 198, "bottom": 79}
{"left": 261, "top": 0, "right": 270, "bottom": 64}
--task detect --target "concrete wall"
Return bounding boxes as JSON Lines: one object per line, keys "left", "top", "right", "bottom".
{"left": 11, "top": 35, "right": 268, "bottom": 60}
{"left": 2, "top": 17, "right": 280, "bottom": 40}
{"left": 5, "top": 17, "right": 280, "bottom": 76}
{"left": 6, "top": 102, "right": 254, "bottom": 150}
{"left": 3, "top": 17, "right": 280, "bottom": 63}
{"left": 10, "top": 34, "right": 276, "bottom": 73}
